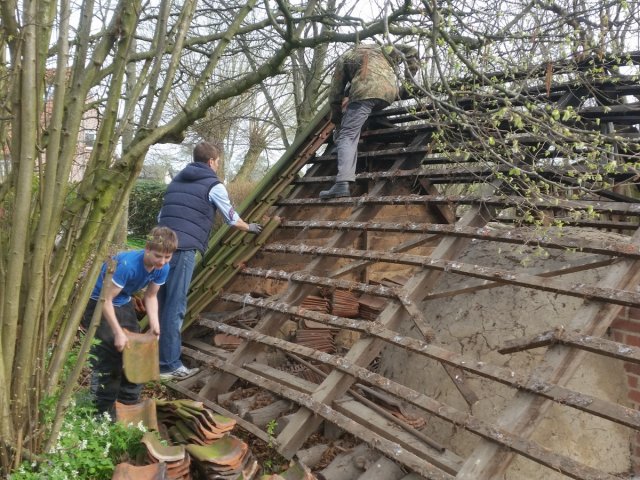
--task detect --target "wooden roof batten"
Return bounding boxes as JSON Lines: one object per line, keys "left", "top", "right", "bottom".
{"left": 172, "top": 53, "right": 640, "bottom": 479}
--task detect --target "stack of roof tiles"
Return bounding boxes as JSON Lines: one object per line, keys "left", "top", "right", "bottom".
{"left": 295, "top": 328, "right": 335, "bottom": 353}
{"left": 157, "top": 399, "right": 258, "bottom": 479}
{"left": 186, "top": 436, "right": 258, "bottom": 479}
{"left": 299, "top": 295, "right": 330, "bottom": 313}
{"left": 156, "top": 399, "right": 236, "bottom": 445}
{"left": 330, "top": 290, "right": 360, "bottom": 318}
{"left": 142, "top": 432, "right": 192, "bottom": 480}
{"left": 111, "top": 462, "right": 168, "bottom": 479}
{"left": 358, "top": 294, "right": 387, "bottom": 321}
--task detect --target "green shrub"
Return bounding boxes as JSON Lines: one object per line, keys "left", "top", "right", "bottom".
{"left": 128, "top": 180, "right": 166, "bottom": 238}
{"left": 10, "top": 396, "right": 146, "bottom": 480}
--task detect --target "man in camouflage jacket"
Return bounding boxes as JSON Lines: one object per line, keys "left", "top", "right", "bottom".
{"left": 320, "top": 43, "right": 418, "bottom": 199}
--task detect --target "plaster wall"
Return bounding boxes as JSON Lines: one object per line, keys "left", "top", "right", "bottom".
{"left": 378, "top": 226, "right": 633, "bottom": 479}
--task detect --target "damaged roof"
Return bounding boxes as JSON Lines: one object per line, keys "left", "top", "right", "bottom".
{"left": 171, "top": 52, "right": 640, "bottom": 479}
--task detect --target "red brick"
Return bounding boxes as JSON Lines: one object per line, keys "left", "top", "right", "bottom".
{"left": 611, "top": 330, "right": 625, "bottom": 343}
{"left": 629, "top": 375, "right": 639, "bottom": 389}
{"left": 611, "top": 319, "right": 640, "bottom": 332}
{"left": 629, "top": 307, "right": 640, "bottom": 321}
{"left": 627, "top": 334, "right": 640, "bottom": 347}
{"left": 625, "top": 363, "right": 640, "bottom": 376}
{"left": 628, "top": 389, "right": 640, "bottom": 404}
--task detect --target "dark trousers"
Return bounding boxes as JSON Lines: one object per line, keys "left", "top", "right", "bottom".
{"left": 83, "top": 299, "right": 142, "bottom": 418}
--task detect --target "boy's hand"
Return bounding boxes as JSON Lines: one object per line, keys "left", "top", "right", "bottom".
{"left": 114, "top": 329, "right": 128, "bottom": 352}
{"left": 248, "top": 223, "right": 263, "bottom": 234}
{"left": 149, "top": 321, "right": 161, "bottom": 337}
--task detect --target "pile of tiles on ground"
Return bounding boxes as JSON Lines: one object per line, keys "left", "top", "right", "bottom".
{"left": 113, "top": 399, "right": 259, "bottom": 479}
{"left": 112, "top": 461, "right": 168, "bottom": 479}
{"left": 157, "top": 400, "right": 258, "bottom": 479}
{"left": 156, "top": 399, "right": 236, "bottom": 445}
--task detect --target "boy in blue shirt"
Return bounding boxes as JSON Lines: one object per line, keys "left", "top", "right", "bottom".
{"left": 82, "top": 226, "right": 178, "bottom": 417}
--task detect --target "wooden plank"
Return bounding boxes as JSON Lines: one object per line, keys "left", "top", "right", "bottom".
{"left": 186, "top": 347, "right": 455, "bottom": 480}
{"left": 334, "top": 399, "right": 462, "bottom": 476}
{"left": 456, "top": 228, "right": 640, "bottom": 479}
{"left": 262, "top": 243, "right": 640, "bottom": 308}
{"left": 422, "top": 256, "right": 613, "bottom": 301}
{"left": 419, "top": 179, "right": 456, "bottom": 224}
{"left": 292, "top": 164, "right": 637, "bottom": 187}
{"left": 239, "top": 267, "right": 398, "bottom": 298}
{"left": 441, "top": 365, "right": 479, "bottom": 407}
{"left": 329, "top": 234, "right": 440, "bottom": 279}
{"left": 277, "top": 193, "right": 640, "bottom": 217}
{"left": 183, "top": 338, "right": 231, "bottom": 360}
{"left": 499, "top": 328, "right": 640, "bottom": 364}
{"left": 278, "top": 220, "right": 640, "bottom": 260}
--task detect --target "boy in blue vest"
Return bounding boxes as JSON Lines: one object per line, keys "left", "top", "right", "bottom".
{"left": 157, "top": 141, "right": 262, "bottom": 380}
{"left": 82, "top": 226, "right": 178, "bottom": 417}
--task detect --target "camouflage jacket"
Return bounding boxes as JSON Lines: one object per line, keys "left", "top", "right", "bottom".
{"left": 328, "top": 45, "right": 398, "bottom": 110}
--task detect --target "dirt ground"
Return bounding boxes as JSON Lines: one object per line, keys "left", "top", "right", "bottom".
{"left": 378, "top": 225, "right": 633, "bottom": 479}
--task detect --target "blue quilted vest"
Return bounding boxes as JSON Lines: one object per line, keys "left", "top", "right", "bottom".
{"left": 158, "top": 162, "right": 220, "bottom": 253}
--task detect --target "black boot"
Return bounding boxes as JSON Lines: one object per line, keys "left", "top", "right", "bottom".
{"left": 319, "top": 182, "right": 350, "bottom": 200}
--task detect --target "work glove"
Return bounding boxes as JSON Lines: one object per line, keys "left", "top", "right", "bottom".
{"left": 248, "top": 223, "right": 263, "bottom": 234}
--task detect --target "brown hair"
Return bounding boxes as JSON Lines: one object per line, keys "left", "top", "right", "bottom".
{"left": 146, "top": 226, "right": 178, "bottom": 253}
{"left": 193, "top": 141, "right": 223, "bottom": 164}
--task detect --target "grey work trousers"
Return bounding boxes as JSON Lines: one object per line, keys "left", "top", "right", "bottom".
{"left": 335, "top": 99, "right": 386, "bottom": 183}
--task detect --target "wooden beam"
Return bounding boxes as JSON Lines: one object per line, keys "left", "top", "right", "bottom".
{"left": 422, "top": 255, "right": 613, "bottom": 301}
{"left": 293, "top": 164, "right": 638, "bottom": 190}
{"left": 262, "top": 243, "right": 640, "bottom": 308}
{"left": 499, "top": 328, "right": 640, "bottom": 364}
{"left": 329, "top": 234, "right": 440, "bottom": 278}
{"left": 278, "top": 220, "right": 640, "bottom": 260}
{"left": 277, "top": 193, "right": 640, "bottom": 217}
{"left": 246, "top": 361, "right": 465, "bottom": 475}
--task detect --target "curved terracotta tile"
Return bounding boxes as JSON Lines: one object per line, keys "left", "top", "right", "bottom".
{"left": 122, "top": 330, "right": 160, "bottom": 383}
{"left": 115, "top": 399, "right": 158, "bottom": 431}
{"left": 111, "top": 462, "right": 168, "bottom": 480}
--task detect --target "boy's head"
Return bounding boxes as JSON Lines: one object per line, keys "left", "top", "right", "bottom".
{"left": 193, "top": 141, "right": 222, "bottom": 164}
{"left": 146, "top": 226, "right": 178, "bottom": 254}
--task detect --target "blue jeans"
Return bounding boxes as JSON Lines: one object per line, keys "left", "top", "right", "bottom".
{"left": 158, "top": 249, "right": 196, "bottom": 373}
{"left": 335, "top": 99, "right": 386, "bottom": 182}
